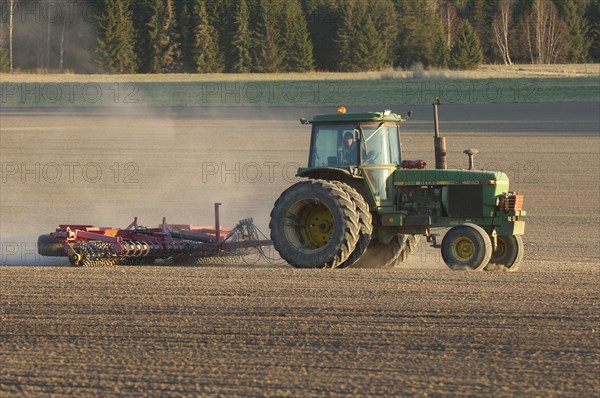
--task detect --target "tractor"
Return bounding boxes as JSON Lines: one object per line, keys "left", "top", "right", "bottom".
{"left": 269, "top": 100, "right": 525, "bottom": 270}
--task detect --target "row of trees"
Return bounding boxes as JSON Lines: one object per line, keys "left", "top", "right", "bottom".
{"left": 1, "top": 0, "right": 599, "bottom": 73}
{"left": 97, "top": 0, "right": 315, "bottom": 73}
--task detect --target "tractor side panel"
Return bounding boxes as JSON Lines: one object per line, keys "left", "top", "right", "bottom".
{"left": 391, "top": 169, "right": 512, "bottom": 226}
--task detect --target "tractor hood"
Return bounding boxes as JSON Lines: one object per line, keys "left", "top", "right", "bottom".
{"left": 393, "top": 169, "right": 511, "bottom": 219}
{"left": 393, "top": 169, "right": 509, "bottom": 188}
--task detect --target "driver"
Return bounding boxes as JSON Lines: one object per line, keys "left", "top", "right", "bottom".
{"left": 342, "top": 131, "right": 357, "bottom": 165}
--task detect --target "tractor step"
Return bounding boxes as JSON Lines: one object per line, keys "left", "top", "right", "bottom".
{"left": 426, "top": 233, "right": 442, "bottom": 249}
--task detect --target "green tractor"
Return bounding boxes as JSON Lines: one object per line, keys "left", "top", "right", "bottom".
{"left": 269, "top": 101, "right": 526, "bottom": 271}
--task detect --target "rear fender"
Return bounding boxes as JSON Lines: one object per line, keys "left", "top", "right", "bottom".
{"left": 297, "top": 167, "right": 375, "bottom": 209}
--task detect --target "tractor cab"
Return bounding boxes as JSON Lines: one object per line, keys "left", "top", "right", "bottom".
{"left": 307, "top": 109, "right": 404, "bottom": 168}
{"left": 304, "top": 108, "right": 406, "bottom": 203}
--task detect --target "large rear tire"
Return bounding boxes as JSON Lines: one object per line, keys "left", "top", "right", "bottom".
{"left": 487, "top": 235, "right": 524, "bottom": 272}
{"left": 333, "top": 182, "right": 373, "bottom": 269}
{"left": 270, "top": 180, "right": 360, "bottom": 268}
{"left": 441, "top": 223, "right": 492, "bottom": 271}
{"left": 391, "top": 234, "right": 420, "bottom": 265}
{"left": 37, "top": 234, "right": 67, "bottom": 257}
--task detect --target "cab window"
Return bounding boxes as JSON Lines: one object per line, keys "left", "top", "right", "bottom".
{"left": 360, "top": 123, "right": 401, "bottom": 165}
{"left": 309, "top": 124, "right": 356, "bottom": 167}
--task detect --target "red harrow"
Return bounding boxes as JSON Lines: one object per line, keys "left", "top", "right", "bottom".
{"left": 37, "top": 203, "right": 273, "bottom": 267}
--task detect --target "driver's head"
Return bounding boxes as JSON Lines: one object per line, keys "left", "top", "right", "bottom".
{"left": 343, "top": 131, "right": 354, "bottom": 147}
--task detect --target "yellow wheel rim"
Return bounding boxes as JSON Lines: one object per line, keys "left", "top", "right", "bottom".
{"left": 300, "top": 203, "right": 333, "bottom": 248}
{"left": 453, "top": 237, "right": 475, "bottom": 261}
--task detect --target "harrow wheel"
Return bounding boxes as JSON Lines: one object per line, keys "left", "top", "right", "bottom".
{"left": 441, "top": 224, "right": 492, "bottom": 271}
{"left": 487, "top": 235, "right": 524, "bottom": 272}
{"left": 69, "top": 252, "right": 83, "bottom": 267}
{"left": 37, "top": 234, "right": 66, "bottom": 257}
{"left": 270, "top": 179, "right": 359, "bottom": 269}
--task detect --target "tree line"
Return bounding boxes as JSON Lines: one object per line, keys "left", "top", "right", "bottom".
{"left": 1, "top": 0, "right": 599, "bottom": 73}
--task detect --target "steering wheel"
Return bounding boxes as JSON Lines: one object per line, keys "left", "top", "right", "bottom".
{"left": 364, "top": 150, "right": 380, "bottom": 163}
{"left": 361, "top": 140, "right": 380, "bottom": 164}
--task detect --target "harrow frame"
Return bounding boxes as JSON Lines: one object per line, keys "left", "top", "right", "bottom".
{"left": 39, "top": 203, "right": 273, "bottom": 267}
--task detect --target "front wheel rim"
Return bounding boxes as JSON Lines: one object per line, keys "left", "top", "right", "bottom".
{"left": 452, "top": 237, "right": 475, "bottom": 261}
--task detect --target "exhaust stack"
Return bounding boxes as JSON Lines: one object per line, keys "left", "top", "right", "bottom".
{"left": 433, "top": 97, "right": 447, "bottom": 170}
{"left": 463, "top": 148, "right": 479, "bottom": 170}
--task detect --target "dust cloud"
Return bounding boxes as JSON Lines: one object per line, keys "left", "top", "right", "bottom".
{"left": 0, "top": 103, "right": 309, "bottom": 265}
{"left": 1, "top": 101, "right": 599, "bottom": 267}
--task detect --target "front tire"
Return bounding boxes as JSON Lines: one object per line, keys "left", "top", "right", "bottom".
{"left": 270, "top": 180, "right": 360, "bottom": 268}
{"left": 441, "top": 224, "right": 492, "bottom": 271}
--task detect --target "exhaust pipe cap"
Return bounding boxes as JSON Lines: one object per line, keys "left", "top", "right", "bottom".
{"left": 463, "top": 148, "right": 479, "bottom": 170}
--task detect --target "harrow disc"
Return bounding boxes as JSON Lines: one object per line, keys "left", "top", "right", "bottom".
{"left": 73, "top": 242, "right": 117, "bottom": 267}
{"left": 114, "top": 257, "right": 156, "bottom": 266}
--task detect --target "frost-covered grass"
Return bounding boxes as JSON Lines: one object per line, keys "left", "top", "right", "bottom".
{"left": 1, "top": 64, "right": 598, "bottom": 107}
